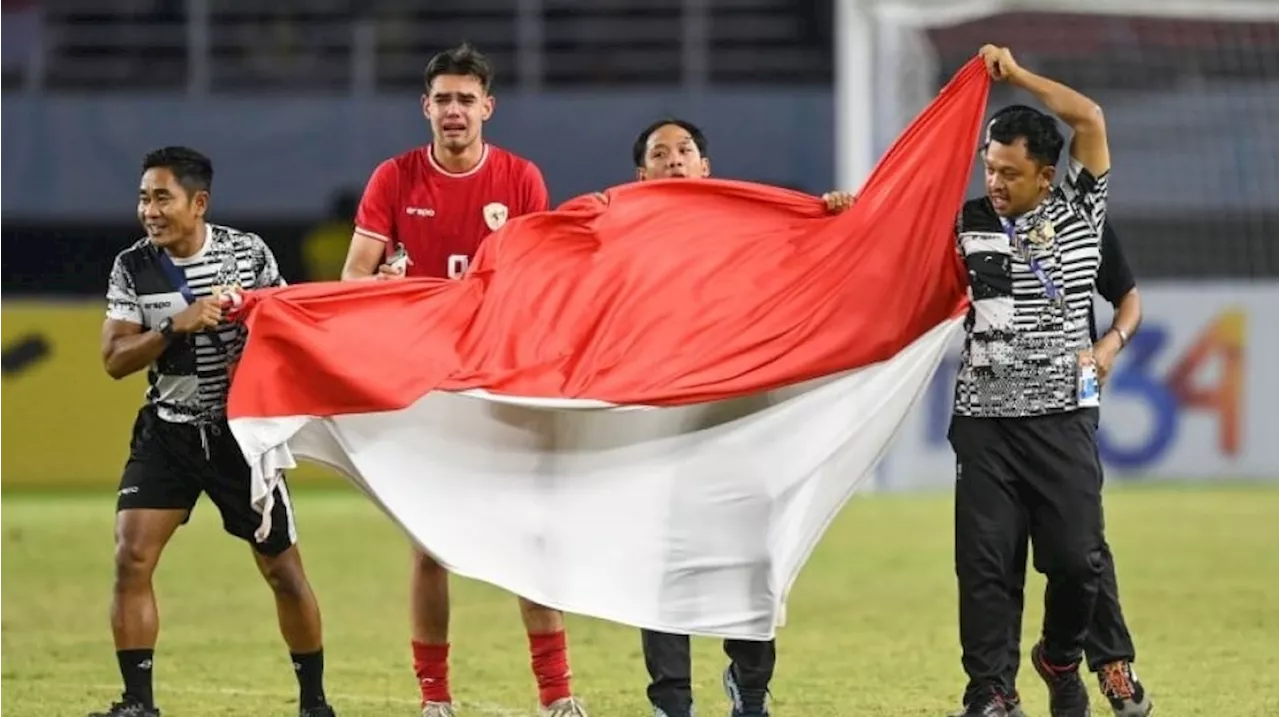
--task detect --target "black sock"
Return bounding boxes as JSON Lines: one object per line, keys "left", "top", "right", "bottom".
{"left": 117, "top": 649, "right": 155, "bottom": 708}
{"left": 291, "top": 649, "right": 327, "bottom": 708}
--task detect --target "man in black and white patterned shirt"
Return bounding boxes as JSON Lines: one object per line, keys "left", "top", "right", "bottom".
{"left": 979, "top": 107, "right": 1154, "bottom": 717}
{"left": 946, "top": 47, "right": 1112, "bottom": 717}
{"left": 94, "top": 147, "right": 337, "bottom": 717}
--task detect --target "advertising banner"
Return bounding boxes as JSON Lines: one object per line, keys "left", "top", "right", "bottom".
{"left": 0, "top": 302, "right": 341, "bottom": 489}
{"left": 873, "top": 282, "right": 1279, "bottom": 491}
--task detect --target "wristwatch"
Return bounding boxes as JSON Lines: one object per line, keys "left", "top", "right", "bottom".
{"left": 157, "top": 317, "right": 175, "bottom": 338}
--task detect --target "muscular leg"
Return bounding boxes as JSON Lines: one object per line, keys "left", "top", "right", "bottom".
{"left": 111, "top": 508, "right": 188, "bottom": 707}
{"left": 200, "top": 427, "right": 330, "bottom": 714}
{"left": 411, "top": 546, "right": 453, "bottom": 705}
{"left": 253, "top": 544, "right": 328, "bottom": 708}
{"left": 253, "top": 545, "right": 324, "bottom": 651}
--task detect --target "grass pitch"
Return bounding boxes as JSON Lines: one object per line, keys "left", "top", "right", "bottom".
{"left": 2, "top": 483, "right": 1276, "bottom": 716}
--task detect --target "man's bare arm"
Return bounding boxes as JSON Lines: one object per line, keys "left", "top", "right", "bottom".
{"left": 101, "top": 320, "right": 168, "bottom": 380}
{"left": 981, "top": 45, "right": 1110, "bottom": 177}
{"left": 102, "top": 297, "right": 224, "bottom": 379}
{"left": 1107, "top": 288, "right": 1142, "bottom": 346}
{"left": 1011, "top": 70, "right": 1108, "bottom": 178}
{"left": 341, "top": 232, "right": 403, "bottom": 281}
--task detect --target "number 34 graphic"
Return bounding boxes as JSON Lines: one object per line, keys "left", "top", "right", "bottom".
{"left": 1098, "top": 309, "right": 1244, "bottom": 468}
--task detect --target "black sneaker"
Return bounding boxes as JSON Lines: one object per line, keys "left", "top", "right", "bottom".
{"left": 948, "top": 688, "right": 1013, "bottom": 717}
{"left": 299, "top": 703, "right": 338, "bottom": 717}
{"left": 723, "top": 665, "right": 770, "bottom": 717}
{"left": 87, "top": 698, "right": 161, "bottom": 717}
{"left": 1031, "top": 641, "right": 1092, "bottom": 717}
{"left": 1096, "top": 661, "right": 1153, "bottom": 717}
{"left": 949, "top": 687, "right": 1027, "bottom": 717}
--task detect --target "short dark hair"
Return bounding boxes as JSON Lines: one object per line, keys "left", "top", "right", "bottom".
{"left": 632, "top": 118, "right": 709, "bottom": 168}
{"left": 985, "top": 105, "right": 1064, "bottom": 168}
{"left": 424, "top": 42, "right": 493, "bottom": 93}
{"left": 142, "top": 146, "right": 213, "bottom": 196}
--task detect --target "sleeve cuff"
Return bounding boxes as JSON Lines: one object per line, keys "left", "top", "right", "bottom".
{"left": 354, "top": 227, "right": 391, "bottom": 243}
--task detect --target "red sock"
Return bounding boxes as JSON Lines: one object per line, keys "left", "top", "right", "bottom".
{"left": 529, "top": 630, "right": 573, "bottom": 707}
{"left": 412, "top": 641, "right": 451, "bottom": 705}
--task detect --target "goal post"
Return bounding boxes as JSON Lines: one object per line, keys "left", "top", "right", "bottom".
{"left": 834, "top": 0, "right": 1274, "bottom": 277}
{"left": 835, "top": 0, "right": 1279, "bottom": 195}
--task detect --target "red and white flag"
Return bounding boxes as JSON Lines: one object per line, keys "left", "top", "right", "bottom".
{"left": 227, "top": 60, "right": 989, "bottom": 639}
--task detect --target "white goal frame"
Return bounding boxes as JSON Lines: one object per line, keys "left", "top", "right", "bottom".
{"left": 833, "top": 0, "right": 1280, "bottom": 192}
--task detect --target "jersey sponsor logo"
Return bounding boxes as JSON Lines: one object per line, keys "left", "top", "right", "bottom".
{"left": 405, "top": 206, "right": 436, "bottom": 217}
{"left": 483, "top": 202, "right": 509, "bottom": 231}
{"left": 138, "top": 291, "right": 188, "bottom": 325}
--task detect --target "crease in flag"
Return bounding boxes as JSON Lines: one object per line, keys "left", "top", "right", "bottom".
{"left": 226, "top": 58, "right": 991, "bottom": 639}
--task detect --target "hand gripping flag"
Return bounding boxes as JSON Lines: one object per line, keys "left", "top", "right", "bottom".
{"left": 227, "top": 59, "right": 990, "bottom": 640}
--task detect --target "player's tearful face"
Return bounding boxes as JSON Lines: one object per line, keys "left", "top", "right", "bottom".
{"left": 638, "top": 124, "right": 711, "bottom": 181}
{"left": 423, "top": 73, "right": 494, "bottom": 152}
{"left": 137, "top": 167, "right": 207, "bottom": 248}
{"left": 983, "top": 137, "right": 1053, "bottom": 217}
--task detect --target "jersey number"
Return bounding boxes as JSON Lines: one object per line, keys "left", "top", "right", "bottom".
{"left": 447, "top": 254, "right": 470, "bottom": 279}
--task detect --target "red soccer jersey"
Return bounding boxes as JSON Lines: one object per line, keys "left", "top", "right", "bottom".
{"left": 354, "top": 143, "right": 549, "bottom": 279}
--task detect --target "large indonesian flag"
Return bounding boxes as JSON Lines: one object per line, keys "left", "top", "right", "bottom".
{"left": 227, "top": 60, "right": 989, "bottom": 639}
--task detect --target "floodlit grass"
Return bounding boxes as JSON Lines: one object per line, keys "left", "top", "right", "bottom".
{"left": 3, "top": 483, "right": 1276, "bottom": 716}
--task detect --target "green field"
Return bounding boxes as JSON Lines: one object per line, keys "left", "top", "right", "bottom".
{"left": 3, "top": 484, "right": 1276, "bottom": 717}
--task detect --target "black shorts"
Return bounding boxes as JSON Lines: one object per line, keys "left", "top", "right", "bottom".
{"left": 117, "top": 406, "right": 297, "bottom": 557}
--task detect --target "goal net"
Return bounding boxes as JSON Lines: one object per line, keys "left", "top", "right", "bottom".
{"left": 841, "top": 0, "right": 1278, "bottom": 279}
{"left": 847, "top": 1, "right": 1277, "bottom": 487}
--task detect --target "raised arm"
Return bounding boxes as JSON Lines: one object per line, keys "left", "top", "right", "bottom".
{"left": 979, "top": 45, "right": 1109, "bottom": 178}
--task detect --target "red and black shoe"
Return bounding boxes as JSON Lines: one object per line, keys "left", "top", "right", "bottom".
{"left": 948, "top": 686, "right": 1016, "bottom": 717}
{"left": 1097, "top": 661, "right": 1153, "bottom": 716}
{"left": 1031, "top": 641, "right": 1092, "bottom": 717}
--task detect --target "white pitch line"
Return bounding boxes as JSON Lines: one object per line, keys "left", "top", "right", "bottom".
{"left": 71, "top": 682, "right": 535, "bottom": 716}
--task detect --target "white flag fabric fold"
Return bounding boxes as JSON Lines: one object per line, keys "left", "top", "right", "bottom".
{"left": 230, "top": 318, "right": 960, "bottom": 639}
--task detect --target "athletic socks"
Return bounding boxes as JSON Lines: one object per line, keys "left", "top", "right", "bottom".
{"left": 411, "top": 634, "right": 573, "bottom": 707}
{"left": 291, "top": 649, "right": 328, "bottom": 708}
{"left": 116, "top": 647, "right": 327, "bottom": 709}
{"left": 116, "top": 648, "right": 155, "bottom": 708}
{"left": 413, "top": 640, "right": 452, "bottom": 704}
{"left": 528, "top": 630, "right": 573, "bottom": 707}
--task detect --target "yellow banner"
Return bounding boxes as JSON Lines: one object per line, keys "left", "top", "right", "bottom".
{"left": 1, "top": 302, "right": 341, "bottom": 489}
